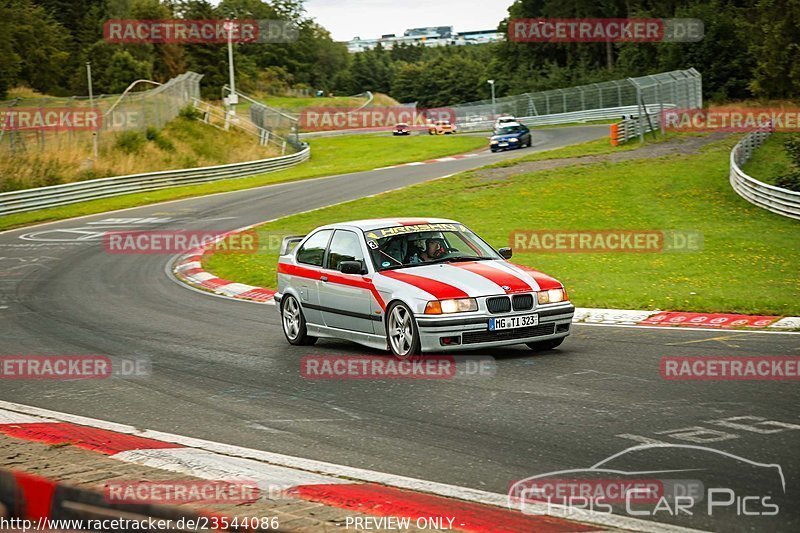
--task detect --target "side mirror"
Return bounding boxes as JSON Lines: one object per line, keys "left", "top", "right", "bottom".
{"left": 339, "top": 261, "right": 364, "bottom": 274}
{"left": 498, "top": 247, "right": 513, "bottom": 259}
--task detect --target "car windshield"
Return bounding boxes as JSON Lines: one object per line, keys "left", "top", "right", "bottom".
{"left": 364, "top": 223, "right": 500, "bottom": 271}
{"left": 497, "top": 125, "right": 523, "bottom": 134}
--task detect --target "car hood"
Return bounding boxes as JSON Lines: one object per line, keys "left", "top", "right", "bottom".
{"left": 374, "top": 260, "right": 562, "bottom": 300}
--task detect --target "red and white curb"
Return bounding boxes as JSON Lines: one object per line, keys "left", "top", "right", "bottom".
{"left": 171, "top": 246, "right": 800, "bottom": 331}
{"left": 378, "top": 153, "right": 481, "bottom": 170}
{"left": 0, "top": 401, "right": 703, "bottom": 533}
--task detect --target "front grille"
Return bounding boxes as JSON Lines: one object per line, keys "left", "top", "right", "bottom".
{"left": 462, "top": 323, "right": 556, "bottom": 345}
{"left": 512, "top": 294, "right": 534, "bottom": 311}
{"left": 486, "top": 296, "right": 511, "bottom": 314}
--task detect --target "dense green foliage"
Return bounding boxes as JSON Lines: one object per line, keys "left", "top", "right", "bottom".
{"left": 2, "top": 0, "right": 798, "bottom": 103}
{"left": 2, "top": 0, "right": 348, "bottom": 99}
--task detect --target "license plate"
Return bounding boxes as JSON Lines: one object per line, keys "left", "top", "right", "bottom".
{"left": 499, "top": 142, "right": 509, "bottom": 147}
{"left": 489, "top": 314, "right": 539, "bottom": 331}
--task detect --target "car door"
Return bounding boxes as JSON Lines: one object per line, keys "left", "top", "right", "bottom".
{"left": 318, "top": 229, "right": 376, "bottom": 334}
{"left": 292, "top": 229, "right": 333, "bottom": 326}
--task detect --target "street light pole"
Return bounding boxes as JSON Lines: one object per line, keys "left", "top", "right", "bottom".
{"left": 86, "top": 62, "right": 98, "bottom": 159}
{"left": 225, "top": 19, "right": 238, "bottom": 120}
{"left": 487, "top": 79, "right": 496, "bottom": 119}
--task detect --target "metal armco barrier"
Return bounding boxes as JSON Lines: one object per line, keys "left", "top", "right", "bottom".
{"left": 611, "top": 109, "right": 665, "bottom": 145}
{"left": 730, "top": 131, "right": 800, "bottom": 221}
{"left": 0, "top": 469, "right": 284, "bottom": 532}
{"left": 0, "top": 146, "right": 310, "bottom": 216}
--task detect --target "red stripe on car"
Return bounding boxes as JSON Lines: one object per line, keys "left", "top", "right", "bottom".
{"left": 380, "top": 271, "right": 469, "bottom": 300}
{"left": 451, "top": 262, "right": 533, "bottom": 293}
{"left": 509, "top": 263, "right": 563, "bottom": 290}
{"left": 278, "top": 263, "right": 386, "bottom": 310}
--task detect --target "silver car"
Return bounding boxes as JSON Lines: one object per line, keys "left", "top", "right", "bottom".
{"left": 276, "top": 218, "right": 574, "bottom": 358}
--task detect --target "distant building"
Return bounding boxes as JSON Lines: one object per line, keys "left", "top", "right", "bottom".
{"left": 347, "top": 26, "right": 502, "bottom": 53}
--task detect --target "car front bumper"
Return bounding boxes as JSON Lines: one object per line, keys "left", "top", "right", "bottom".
{"left": 490, "top": 140, "right": 521, "bottom": 151}
{"left": 415, "top": 303, "right": 574, "bottom": 352}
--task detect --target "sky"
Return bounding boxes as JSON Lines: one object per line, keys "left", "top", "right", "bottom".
{"left": 303, "top": 0, "right": 513, "bottom": 41}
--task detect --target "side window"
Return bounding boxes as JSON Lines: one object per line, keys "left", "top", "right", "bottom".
{"left": 326, "top": 230, "right": 366, "bottom": 272}
{"left": 296, "top": 230, "right": 332, "bottom": 267}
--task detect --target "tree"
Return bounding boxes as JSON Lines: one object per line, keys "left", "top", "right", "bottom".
{"left": 8, "top": 0, "right": 71, "bottom": 95}
{"left": 749, "top": 0, "right": 800, "bottom": 98}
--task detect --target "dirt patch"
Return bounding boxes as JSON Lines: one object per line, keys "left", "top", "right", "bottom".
{"left": 475, "top": 132, "right": 731, "bottom": 182}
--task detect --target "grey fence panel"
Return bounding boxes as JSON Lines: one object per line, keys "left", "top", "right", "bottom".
{"left": 729, "top": 132, "right": 800, "bottom": 220}
{"left": 1, "top": 72, "right": 203, "bottom": 155}
{"left": 452, "top": 69, "right": 701, "bottom": 129}
{"left": 0, "top": 146, "right": 310, "bottom": 216}
{"left": 459, "top": 104, "right": 668, "bottom": 133}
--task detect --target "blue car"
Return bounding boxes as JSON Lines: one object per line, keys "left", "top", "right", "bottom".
{"left": 490, "top": 122, "right": 532, "bottom": 152}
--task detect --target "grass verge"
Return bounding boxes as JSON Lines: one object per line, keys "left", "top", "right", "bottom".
{"left": 0, "top": 133, "right": 486, "bottom": 232}
{"left": 205, "top": 135, "right": 800, "bottom": 316}
{"left": 741, "top": 133, "right": 795, "bottom": 186}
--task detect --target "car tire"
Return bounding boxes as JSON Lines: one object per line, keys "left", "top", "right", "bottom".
{"left": 386, "top": 302, "right": 421, "bottom": 359}
{"left": 526, "top": 337, "right": 564, "bottom": 351}
{"left": 281, "top": 295, "right": 317, "bottom": 346}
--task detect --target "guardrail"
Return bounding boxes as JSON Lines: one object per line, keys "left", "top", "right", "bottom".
{"left": 457, "top": 104, "right": 668, "bottom": 132}
{"left": 611, "top": 109, "right": 664, "bottom": 145}
{"left": 0, "top": 146, "right": 310, "bottom": 216}
{"left": 730, "top": 130, "right": 800, "bottom": 220}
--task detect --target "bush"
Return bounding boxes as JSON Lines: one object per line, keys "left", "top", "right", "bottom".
{"left": 115, "top": 131, "right": 146, "bottom": 154}
{"left": 178, "top": 105, "right": 203, "bottom": 121}
{"left": 775, "top": 169, "right": 800, "bottom": 192}
{"left": 783, "top": 136, "right": 800, "bottom": 167}
{"left": 145, "top": 126, "right": 175, "bottom": 151}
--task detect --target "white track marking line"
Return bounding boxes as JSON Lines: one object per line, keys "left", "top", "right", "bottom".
{"left": 575, "top": 322, "right": 800, "bottom": 335}
{"left": 0, "top": 401, "right": 705, "bottom": 533}
{"left": 113, "top": 448, "right": 350, "bottom": 489}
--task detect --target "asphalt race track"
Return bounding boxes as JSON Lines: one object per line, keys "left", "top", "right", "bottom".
{"left": 1, "top": 125, "right": 798, "bottom": 532}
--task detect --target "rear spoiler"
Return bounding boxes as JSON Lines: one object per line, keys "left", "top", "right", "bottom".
{"left": 279, "top": 235, "right": 305, "bottom": 256}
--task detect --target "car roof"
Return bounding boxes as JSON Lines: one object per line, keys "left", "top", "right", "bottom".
{"left": 497, "top": 121, "right": 523, "bottom": 128}
{"left": 315, "top": 218, "right": 461, "bottom": 232}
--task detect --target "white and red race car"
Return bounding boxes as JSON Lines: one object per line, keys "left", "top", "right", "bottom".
{"left": 276, "top": 218, "right": 574, "bottom": 358}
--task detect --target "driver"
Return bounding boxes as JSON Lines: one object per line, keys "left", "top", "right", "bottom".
{"left": 409, "top": 238, "right": 446, "bottom": 264}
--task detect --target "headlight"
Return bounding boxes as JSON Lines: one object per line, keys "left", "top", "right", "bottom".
{"left": 509, "top": 138, "right": 519, "bottom": 142}
{"left": 425, "top": 298, "right": 478, "bottom": 314}
{"left": 490, "top": 140, "right": 498, "bottom": 144}
{"left": 537, "top": 288, "right": 566, "bottom": 304}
